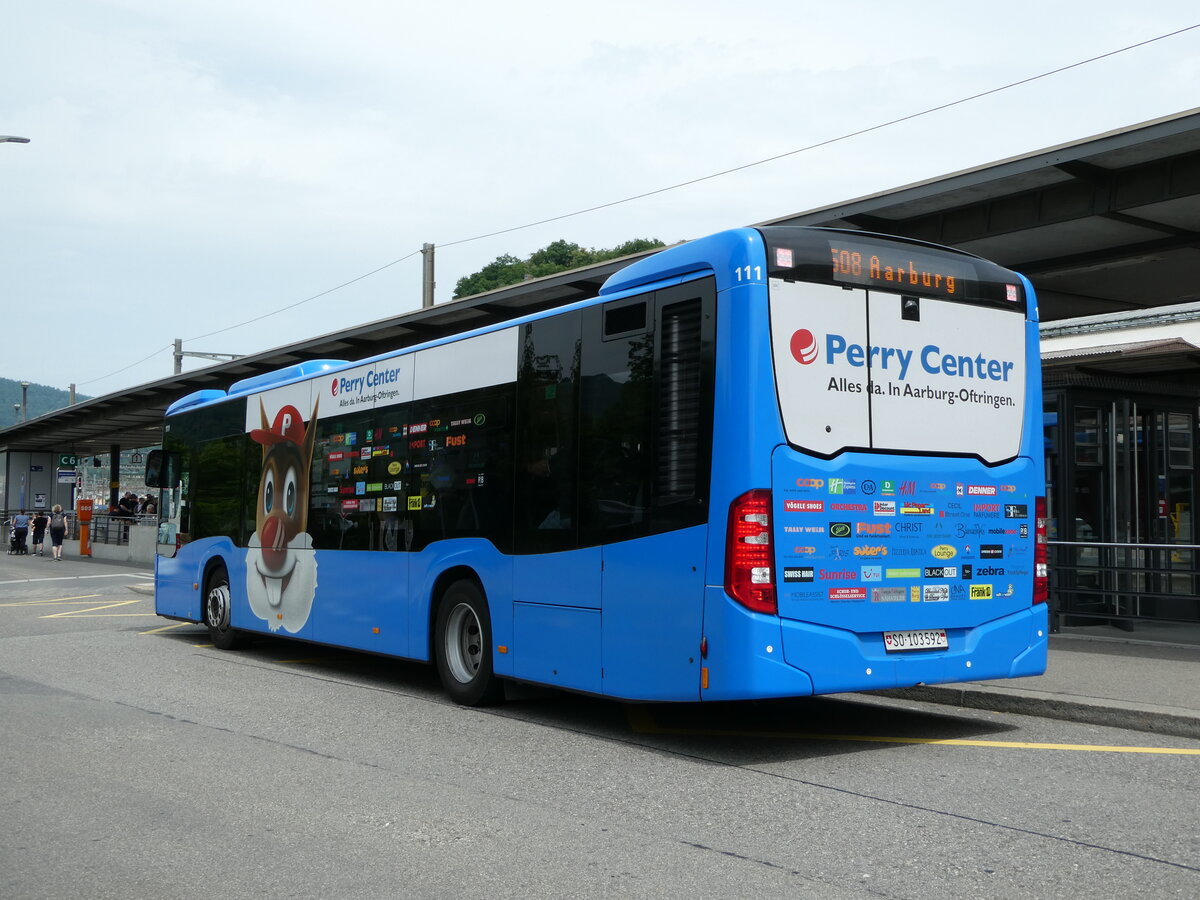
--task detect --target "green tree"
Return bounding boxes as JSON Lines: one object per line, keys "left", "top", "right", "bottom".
{"left": 453, "top": 238, "right": 665, "bottom": 299}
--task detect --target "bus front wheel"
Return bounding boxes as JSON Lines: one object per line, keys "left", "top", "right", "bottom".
{"left": 204, "top": 565, "right": 242, "bottom": 650}
{"left": 435, "top": 580, "right": 503, "bottom": 706}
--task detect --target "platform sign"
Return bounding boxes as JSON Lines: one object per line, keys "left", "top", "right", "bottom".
{"left": 59, "top": 454, "right": 79, "bottom": 468}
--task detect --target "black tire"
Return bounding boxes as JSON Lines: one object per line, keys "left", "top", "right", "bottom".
{"left": 203, "top": 564, "right": 242, "bottom": 650}
{"left": 434, "top": 579, "right": 503, "bottom": 706}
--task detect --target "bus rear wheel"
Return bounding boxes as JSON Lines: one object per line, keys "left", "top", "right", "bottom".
{"left": 204, "top": 564, "right": 242, "bottom": 650}
{"left": 435, "top": 580, "right": 503, "bottom": 706}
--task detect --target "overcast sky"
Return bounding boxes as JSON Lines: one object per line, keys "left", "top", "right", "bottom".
{"left": 3, "top": 1, "right": 1198, "bottom": 401}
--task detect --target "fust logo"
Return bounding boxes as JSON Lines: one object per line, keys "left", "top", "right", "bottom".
{"left": 856, "top": 522, "right": 891, "bottom": 535}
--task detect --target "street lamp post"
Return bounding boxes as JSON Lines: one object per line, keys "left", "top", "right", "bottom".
{"left": 19, "top": 381, "right": 29, "bottom": 422}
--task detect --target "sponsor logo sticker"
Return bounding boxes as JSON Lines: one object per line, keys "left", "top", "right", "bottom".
{"left": 923, "top": 584, "right": 950, "bottom": 602}
{"left": 829, "top": 588, "right": 868, "bottom": 601}
{"left": 923, "top": 566, "right": 959, "bottom": 578}
{"left": 782, "top": 567, "right": 815, "bottom": 582}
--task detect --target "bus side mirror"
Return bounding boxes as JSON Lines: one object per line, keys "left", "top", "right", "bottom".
{"left": 145, "top": 450, "right": 181, "bottom": 488}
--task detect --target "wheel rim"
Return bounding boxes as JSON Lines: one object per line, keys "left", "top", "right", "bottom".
{"left": 444, "top": 602, "right": 482, "bottom": 684}
{"left": 206, "top": 582, "right": 231, "bottom": 632}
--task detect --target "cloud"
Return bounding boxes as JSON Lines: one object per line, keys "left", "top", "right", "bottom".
{"left": 2, "top": 1, "right": 1198, "bottom": 394}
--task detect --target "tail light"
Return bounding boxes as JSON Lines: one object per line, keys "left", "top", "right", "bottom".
{"left": 725, "top": 489, "right": 776, "bottom": 614}
{"left": 1033, "top": 495, "right": 1048, "bottom": 604}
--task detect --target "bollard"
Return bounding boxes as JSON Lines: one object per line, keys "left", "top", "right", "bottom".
{"left": 77, "top": 499, "right": 94, "bottom": 557}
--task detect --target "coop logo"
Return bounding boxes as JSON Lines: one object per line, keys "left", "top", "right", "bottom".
{"left": 790, "top": 329, "right": 819, "bottom": 365}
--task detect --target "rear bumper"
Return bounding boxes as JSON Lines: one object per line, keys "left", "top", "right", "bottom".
{"left": 701, "top": 587, "right": 1047, "bottom": 699}
{"left": 780, "top": 602, "right": 1048, "bottom": 694}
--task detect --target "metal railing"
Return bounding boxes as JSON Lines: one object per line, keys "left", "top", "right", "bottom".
{"left": 1049, "top": 540, "right": 1200, "bottom": 627}
{"left": 69, "top": 513, "right": 159, "bottom": 547}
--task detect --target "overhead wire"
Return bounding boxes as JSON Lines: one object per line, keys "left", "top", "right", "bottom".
{"left": 81, "top": 22, "right": 1200, "bottom": 390}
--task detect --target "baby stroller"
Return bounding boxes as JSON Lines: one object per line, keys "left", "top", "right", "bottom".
{"left": 8, "top": 524, "right": 27, "bottom": 555}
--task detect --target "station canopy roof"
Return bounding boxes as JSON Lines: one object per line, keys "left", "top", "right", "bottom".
{"left": 5, "top": 107, "right": 1200, "bottom": 456}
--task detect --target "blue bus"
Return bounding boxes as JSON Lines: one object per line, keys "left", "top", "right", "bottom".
{"left": 147, "top": 226, "right": 1048, "bottom": 705}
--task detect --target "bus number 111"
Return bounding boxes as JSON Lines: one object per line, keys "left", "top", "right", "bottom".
{"left": 735, "top": 265, "right": 762, "bottom": 281}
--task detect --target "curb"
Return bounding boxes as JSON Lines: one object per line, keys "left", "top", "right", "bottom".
{"left": 874, "top": 685, "right": 1200, "bottom": 740}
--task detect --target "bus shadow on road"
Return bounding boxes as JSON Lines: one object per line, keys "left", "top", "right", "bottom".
{"left": 156, "top": 628, "right": 1019, "bottom": 762}
{"left": 497, "top": 686, "right": 1024, "bottom": 764}
{"left": 616, "top": 695, "right": 1024, "bottom": 764}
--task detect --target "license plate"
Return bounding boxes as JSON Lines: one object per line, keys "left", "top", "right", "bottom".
{"left": 883, "top": 629, "right": 948, "bottom": 652}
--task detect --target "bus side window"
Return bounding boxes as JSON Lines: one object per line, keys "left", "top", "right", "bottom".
{"left": 515, "top": 313, "right": 581, "bottom": 554}
{"left": 580, "top": 303, "right": 655, "bottom": 544}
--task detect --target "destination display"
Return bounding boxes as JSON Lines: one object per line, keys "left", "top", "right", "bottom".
{"left": 762, "top": 227, "right": 1026, "bottom": 309}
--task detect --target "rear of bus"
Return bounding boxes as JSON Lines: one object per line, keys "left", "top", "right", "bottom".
{"left": 712, "top": 226, "right": 1047, "bottom": 698}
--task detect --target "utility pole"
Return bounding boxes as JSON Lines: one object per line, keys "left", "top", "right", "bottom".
{"left": 173, "top": 339, "right": 243, "bottom": 375}
{"left": 421, "top": 243, "right": 436, "bottom": 309}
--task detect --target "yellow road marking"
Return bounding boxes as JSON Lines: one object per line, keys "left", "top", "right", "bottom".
{"left": 0, "top": 594, "right": 102, "bottom": 607}
{"left": 276, "top": 658, "right": 330, "bottom": 664}
{"left": 40, "top": 598, "right": 152, "bottom": 619}
{"left": 626, "top": 707, "right": 1200, "bottom": 755}
{"left": 139, "top": 622, "right": 196, "bottom": 635}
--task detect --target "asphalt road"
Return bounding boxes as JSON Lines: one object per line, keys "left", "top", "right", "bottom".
{"left": 2, "top": 557, "right": 1198, "bottom": 899}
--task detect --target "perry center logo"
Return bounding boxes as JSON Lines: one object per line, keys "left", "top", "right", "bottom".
{"left": 787, "top": 329, "right": 1016, "bottom": 383}
{"left": 790, "top": 329, "right": 819, "bottom": 365}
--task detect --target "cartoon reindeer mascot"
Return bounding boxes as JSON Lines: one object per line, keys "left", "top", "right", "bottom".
{"left": 245, "top": 400, "right": 319, "bottom": 632}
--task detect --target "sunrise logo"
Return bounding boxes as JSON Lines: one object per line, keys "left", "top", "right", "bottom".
{"left": 790, "top": 329, "right": 818, "bottom": 365}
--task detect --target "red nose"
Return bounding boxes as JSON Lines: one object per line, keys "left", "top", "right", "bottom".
{"left": 259, "top": 515, "right": 289, "bottom": 571}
